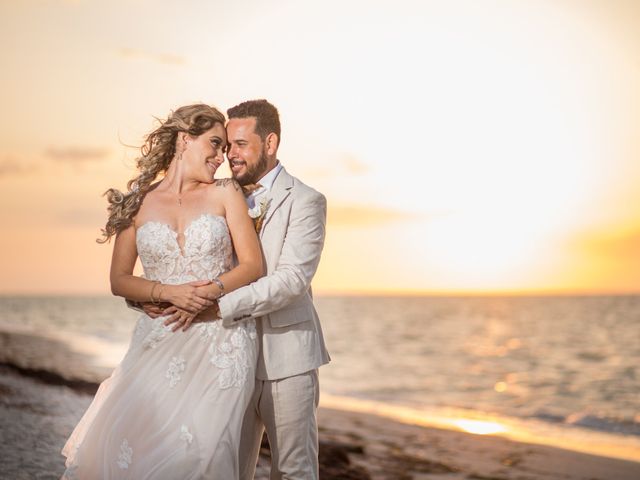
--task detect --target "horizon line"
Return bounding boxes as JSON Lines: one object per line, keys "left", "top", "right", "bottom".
{"left": 0, "top": 288, "right": 638, "bottom": 298}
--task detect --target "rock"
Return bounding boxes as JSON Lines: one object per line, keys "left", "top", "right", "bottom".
{"left": 259, "top": 434, "right": 371, "bottom": 479}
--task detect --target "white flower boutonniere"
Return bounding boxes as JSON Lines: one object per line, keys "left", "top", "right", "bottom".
{"left": 248, "top": 198, "right": 271, "bottom": 233}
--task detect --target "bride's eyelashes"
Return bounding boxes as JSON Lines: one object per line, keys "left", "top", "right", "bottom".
{"left": 210, "top": 137, "right": 225, "bottom": 152}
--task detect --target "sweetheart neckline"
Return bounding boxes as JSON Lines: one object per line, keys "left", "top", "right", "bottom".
{"left": 136, "top": 212, "right": 226, "bottom": 238}
{"left": 136, "top": 213, "right": 228, "bottom": 256}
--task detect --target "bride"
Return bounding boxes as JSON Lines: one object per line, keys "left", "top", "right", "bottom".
{"left": 62, "top": 104, "right": 263, "bottom": 479}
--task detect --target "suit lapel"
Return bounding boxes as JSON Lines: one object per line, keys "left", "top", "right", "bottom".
{"left": 260, "top": 167, "right": 293, "bottom": 237}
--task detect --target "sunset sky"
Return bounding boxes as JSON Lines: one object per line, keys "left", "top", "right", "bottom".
{"left": 0, "top": 0, "right": 638, "bottom": 295}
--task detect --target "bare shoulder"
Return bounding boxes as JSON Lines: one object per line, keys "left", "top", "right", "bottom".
{"left": 138, "top": 181, "right": 164, "bottom": 207}
{"left": 213, "top": 178, "right": 242, "bottom": 192}
{"left": 133, "top": 181, "right": 163, "bottom": 226}
{"left": 142, "top": 180, "right": 163, "bottom": 197}
{"left": 209, "top": 178, "right": 244, "bottom": 203}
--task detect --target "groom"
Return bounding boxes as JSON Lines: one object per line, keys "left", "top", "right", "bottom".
{"left": 220, "top": 99, "right": 330, "bottom": 479}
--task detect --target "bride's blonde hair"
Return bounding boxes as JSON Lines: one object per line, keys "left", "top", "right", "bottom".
{"left": 98, "top": 103, "right": 226, "bottom": 243}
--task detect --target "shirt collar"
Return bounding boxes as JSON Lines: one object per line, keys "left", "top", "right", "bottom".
{"left": 256, "top": 161, "right": 282, "bottom": 191}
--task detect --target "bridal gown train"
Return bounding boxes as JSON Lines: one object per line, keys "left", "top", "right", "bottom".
{"left": 62, "top": 213, "right": 257, "bottom": 479}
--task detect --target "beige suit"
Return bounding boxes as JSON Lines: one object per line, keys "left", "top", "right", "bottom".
{"left": 218, "top": 166, "right": 330, "bottom": 479}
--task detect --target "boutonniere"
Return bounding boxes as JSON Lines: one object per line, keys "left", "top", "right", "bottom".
{"left": 248, "top": 198, "right": 271, "bottom": 233}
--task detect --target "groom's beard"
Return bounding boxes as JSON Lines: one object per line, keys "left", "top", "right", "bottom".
{"left": 233, "top": 148, "right": 269, "bottom": 186}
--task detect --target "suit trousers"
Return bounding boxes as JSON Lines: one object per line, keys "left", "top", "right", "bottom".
{"left": 238, "top": 369, "right": 320, "bottom": 480}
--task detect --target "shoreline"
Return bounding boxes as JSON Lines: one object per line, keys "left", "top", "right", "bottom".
{"left": 316, "top": 406, "right": 640, "bottom": 479}
{"left": 1, "top": 366, "right": 638, "bottom": 479}
{"left": 319, "top": 393, "right": 640, "bottom": 464}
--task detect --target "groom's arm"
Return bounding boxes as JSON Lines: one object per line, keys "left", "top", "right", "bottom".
{"left": 218, "top": 188, "right": 326, "bottom": 325}
{"left": 125, "top": 298, "right": 145, "bottom": 313}
{"left": 125, "top": 298, "right": 169, "bottom": 317}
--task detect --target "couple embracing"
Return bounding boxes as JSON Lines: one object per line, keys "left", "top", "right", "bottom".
{"left": 62, "top": 100, "right": 330, "bottom": 479}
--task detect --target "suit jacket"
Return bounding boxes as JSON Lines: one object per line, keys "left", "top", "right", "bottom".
{"left": 218, "top": 166, "right": 330, "bottom": 380}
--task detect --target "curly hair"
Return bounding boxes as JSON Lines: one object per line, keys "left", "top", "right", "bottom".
{"left": 98, "top": 104, "right": 226, "bottom": 243}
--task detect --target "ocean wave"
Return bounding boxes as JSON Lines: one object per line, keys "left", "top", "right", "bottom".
{"left": 566, "top": 413, "right": 640, "bottom": 437}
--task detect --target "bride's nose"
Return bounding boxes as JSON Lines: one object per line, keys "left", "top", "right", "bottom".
{"left": 214, "top": 149, "right": 224, "bottom": 166}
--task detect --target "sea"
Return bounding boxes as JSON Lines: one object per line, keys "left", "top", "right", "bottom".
{"left": 1, "top": 294, "right": 639, "bottom": 462}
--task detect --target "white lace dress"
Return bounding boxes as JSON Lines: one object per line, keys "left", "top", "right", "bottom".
{"left": 62, "top": 214, "right": 257, "bottom": 479}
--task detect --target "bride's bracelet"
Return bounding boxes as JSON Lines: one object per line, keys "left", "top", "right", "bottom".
{"left": 150, "top": 281, "right": 162, "bottom": 305}
{"left": 157, "top": 284, "right": 166, "bottom": 304}
{"left": 212, "top": 277, "right": 225, "bottom": 299}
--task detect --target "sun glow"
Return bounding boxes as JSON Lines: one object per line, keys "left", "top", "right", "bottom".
{"left": 451, "top": 419, "right": 507, "bottom": 435}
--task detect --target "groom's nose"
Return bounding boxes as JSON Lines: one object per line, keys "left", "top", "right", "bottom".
{"left": 227, "top": 143, "right": 238, "bottom": 160}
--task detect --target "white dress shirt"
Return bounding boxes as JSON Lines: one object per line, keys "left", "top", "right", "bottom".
{"left": 246, "top": 161, "right": 282, "bottom": 209}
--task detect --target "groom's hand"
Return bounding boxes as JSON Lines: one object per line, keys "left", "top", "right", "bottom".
{"left": 162, "top": 306, "right": 197, "bottom": 332}
{"left": 141, "top": 302, "right": 171, "bottom": 318}
{"left": 163, "top": 301, "right": 220, "bottom": 331}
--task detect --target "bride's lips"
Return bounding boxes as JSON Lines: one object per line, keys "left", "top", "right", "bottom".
{"left": 206, "top": 158, "right": 218, "bottom": 171}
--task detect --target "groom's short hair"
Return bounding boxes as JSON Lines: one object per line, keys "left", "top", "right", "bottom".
{"left": 227, "top": 99, "right": 281, "bottom": 145}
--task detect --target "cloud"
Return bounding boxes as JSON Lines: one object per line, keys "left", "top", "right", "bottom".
{"left": 578, "top": 227, "right": 640, "bottom": 262}
{"left": 569, "top": 226, "right": 640, "bottom": 290}
{"left": 0, "top": 157, "right": 36, "bottom": 176}
{"left": 341, "top": 154, "right": 370, "bottom": 175}
{"left": 328, "top": 204, "right": 420, "bottom": 226}
{"left": 304, "top": 153, "right": 371, "bottom": 179}
{"left": 45, "top": 147, "right": 110, "bottom": 163}
{"left": 56, "top": 207, "right": 106, "bottom": 227}
{"left": 117, "top": 48, "right": 186, "bottom": 66}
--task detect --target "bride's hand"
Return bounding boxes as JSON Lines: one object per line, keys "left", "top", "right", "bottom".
{"left": 162, "top": 280, "right": 213, "bottom": 313}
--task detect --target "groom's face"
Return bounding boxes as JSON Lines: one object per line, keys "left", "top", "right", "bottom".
{"left": 226, "top": 117, "right": 268, "bottom": 186}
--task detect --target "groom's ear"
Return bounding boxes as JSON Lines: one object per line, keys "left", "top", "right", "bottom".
{"left": 265, "top": 132, "right": 279, "bottom": 156}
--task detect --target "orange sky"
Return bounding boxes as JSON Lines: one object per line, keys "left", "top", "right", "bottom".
{"left": 0, "top": 0, "right": 638, "bottom": 295}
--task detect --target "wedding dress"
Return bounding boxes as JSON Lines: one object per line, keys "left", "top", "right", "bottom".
{"left": 62, "top": 213, "right": 257, "bottom": 479}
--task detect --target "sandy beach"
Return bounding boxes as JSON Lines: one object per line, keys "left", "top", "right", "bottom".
{"left": 1, "top": 328, "right": 639, "bottom": 479}
{"left": 315, "top": 407, "right": 640, "bottom": 479}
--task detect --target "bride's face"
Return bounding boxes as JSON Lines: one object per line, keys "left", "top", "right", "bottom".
{"left": 182, "top": 123, "right": 227, "bottom": 183}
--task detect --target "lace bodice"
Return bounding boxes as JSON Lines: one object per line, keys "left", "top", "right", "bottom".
{"left": 136, "top": 213, "right": 232, "bottom": 284}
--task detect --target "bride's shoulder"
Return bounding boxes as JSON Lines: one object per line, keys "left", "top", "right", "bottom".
{"left": 213, "top": 178, "right": 241, "bottom": 189}
{"left": 210, "top": 178, "right": 242, "bottom": 196}
{"left": 142, "top": 181, "right": 163, "bottom": 199}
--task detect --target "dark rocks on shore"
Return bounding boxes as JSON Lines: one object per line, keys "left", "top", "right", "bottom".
{"left": 0, "top": 330, "right": 112, "bottom": 388}
{"left": 258, "top": 434, "right": 371, "bottom": 479}
{"left": 0, "top": 362, "right": 101, "bottom": 395}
